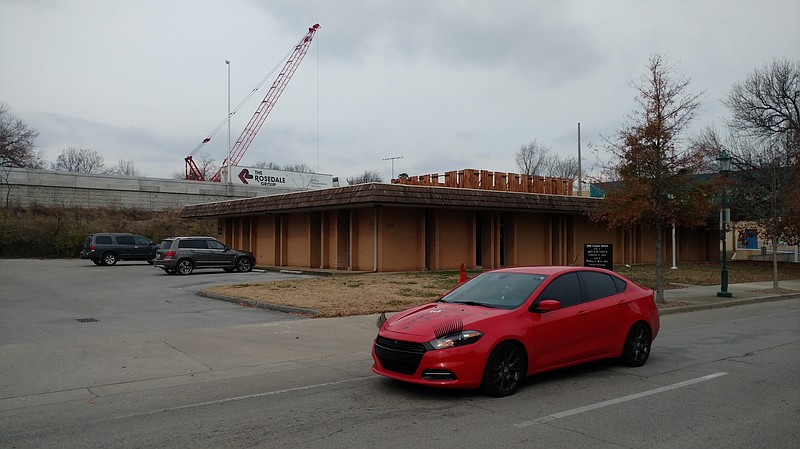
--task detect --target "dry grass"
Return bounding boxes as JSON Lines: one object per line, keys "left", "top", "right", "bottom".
{"left": 205, "top": 261, "right": 800, "bottom": 318}
{"left": 614, "top": 261, "right": 800, "bottom": 289}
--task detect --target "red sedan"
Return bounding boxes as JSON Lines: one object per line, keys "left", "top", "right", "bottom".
{"left": 372, "top": 266, "right": 659, "bottom": 397}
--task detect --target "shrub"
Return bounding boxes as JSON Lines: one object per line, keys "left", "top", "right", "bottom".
{"left": 0, "top": 205, "right": 215, "bottom": 258}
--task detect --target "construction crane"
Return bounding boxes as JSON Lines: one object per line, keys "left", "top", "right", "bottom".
{"left": 185, "top": 23, "right": 321, "bottom": 182}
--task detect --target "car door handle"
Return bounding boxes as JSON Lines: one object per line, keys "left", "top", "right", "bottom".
{"left": 577, "top": 310, "right": 590, "bottom": 316}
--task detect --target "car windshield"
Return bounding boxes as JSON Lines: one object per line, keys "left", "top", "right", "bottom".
{"left": 439, "top": 272, "right": 548, "bottom": 310}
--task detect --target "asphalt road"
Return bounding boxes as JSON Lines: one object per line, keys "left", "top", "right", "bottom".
{"left": 1, "top": 260, "right": 799, "bottom": 448}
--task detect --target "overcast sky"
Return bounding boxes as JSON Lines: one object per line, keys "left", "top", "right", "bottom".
{"left": 1, "top": 0, "right": 798, "bottom": 182}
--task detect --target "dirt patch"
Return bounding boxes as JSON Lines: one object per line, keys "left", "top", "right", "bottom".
{"left": 207, "top": 272, "right": 464, "bottom": 318}
{"left": 205, "top": 269, "right": 725, "bottom": 318}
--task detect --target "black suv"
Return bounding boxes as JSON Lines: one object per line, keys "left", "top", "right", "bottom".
{"left": 153, "top": 236, "right": 255, "bottom": 275}
{"left": 81, "top": 233, "right": 158, "bottom": 266}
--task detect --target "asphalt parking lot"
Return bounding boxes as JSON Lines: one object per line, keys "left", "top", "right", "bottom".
{"left": 0, "top": 258, "right": 308, "bottom": 344}
{"left": 2, "top": 259, "right": 799, "bottom": 448}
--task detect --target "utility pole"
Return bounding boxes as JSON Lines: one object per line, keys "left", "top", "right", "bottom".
{"left": 383, "top": 156, "right": 403, "bottom": 179}
{"left": 225, "top": 59, "right": 231, "bottom": 184}
{"left": 577, "top": 122, "right": 582, "bottom": 197}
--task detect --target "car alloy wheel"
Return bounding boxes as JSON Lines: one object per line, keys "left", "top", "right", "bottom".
{"left": 236, "top": 258, "right": 252, "bottom": 272}
{"left": 102, "top": 252, "right": 118, "bottom": 266}
{"left": 176, "top": 259, "right": 194, "bottom": 275}
{"left": 621, "top": 322, "right": 651, "bottom": 367}
{"left": 482, "top": 342, "right": 525, "bottom": 397}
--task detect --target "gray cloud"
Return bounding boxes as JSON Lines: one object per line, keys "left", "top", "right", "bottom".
{"left": 1, "top": 0, "right": 798, "bottom": 183}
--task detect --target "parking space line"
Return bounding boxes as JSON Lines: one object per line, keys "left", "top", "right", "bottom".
{"left": 513, "top": 372, "right": 728, "bottom": 428}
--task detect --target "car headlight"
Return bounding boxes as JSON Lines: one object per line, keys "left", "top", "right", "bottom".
{"left": 428, "top": 330, "right": 484, "bottom": 350}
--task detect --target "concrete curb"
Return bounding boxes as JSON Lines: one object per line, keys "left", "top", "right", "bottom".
{"left": 197, "top": 291, "right": 320, "bottom": 316}
{"left": 659, "top": 293, "right": 800, "bottom": 315}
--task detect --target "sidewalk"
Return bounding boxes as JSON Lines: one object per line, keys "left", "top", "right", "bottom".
{"left": 659, "top": 279, "right": 800, "bottom": 314}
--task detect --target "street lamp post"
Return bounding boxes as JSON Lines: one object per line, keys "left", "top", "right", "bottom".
{"left": 717, "top": 149, "right": 733, "bottom": 298}
{"left": 225, "top": 59, "right": 231, "bottom": 184}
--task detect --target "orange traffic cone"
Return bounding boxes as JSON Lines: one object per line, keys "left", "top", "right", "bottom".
{"left": 459, "top": 263, "right": 468, "bottom": 283}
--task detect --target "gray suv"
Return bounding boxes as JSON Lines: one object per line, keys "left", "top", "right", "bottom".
{"left": 80, "top": 233, "right": 158, "bottom": 266}
{"left": 153, "top": 236, "right": 255, "bottom": 275}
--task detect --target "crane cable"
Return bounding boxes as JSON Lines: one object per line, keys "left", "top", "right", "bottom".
{"left": 188, "top": 48, "right": 294, "bottom": 158}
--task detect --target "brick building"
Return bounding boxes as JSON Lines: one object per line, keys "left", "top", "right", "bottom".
{"left": 180, "top": 171, "right": 714, "bottom": 272}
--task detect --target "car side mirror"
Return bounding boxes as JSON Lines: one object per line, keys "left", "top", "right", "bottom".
{"left": 533, "top": 299, "right": 561, "bottom": 313}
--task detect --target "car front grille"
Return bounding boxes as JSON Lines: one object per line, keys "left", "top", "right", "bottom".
{"left": 374, "top": 336, "right": 427, "bottom": 375}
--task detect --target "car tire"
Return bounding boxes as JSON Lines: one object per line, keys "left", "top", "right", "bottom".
{"left": 235, "top": 257, "right": 253, "bottom": 272}
{"left": 620, "top": 322, "right": 652, "bottom": 367}
{"left": 481, "top": 341, "right": 525, "bottom": 397}
{"left": 223, "top": 267, "right": 235, "bottom": 273}
{"left": 92, "top": 259, "right": 102, "bottom": 266}
{"left": 162, "top": 268, "right": 177, "bottom": 275}
{"left": 176, "top": 259, "right": 194, "bottom": 275}
{"left": 102, "top": 252, "right": 118, "bottom": 266}
{"left": 146, "top": 259, "right": 154, "bottom": 265}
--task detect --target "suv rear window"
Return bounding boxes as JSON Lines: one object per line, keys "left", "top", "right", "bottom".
{"left": 159, "top": 240, "right": 174, "bottom": 250}
{"left": 96, "top": 235, "right": 113, "bottom": 244}
{"left": 116, "top": 236, "right": 135, "bottom": 245}
{"left": 178, "top": 240, "right": 208, "bottom": 249}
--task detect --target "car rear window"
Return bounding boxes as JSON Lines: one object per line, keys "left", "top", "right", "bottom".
{"left": 613, "top": 276, "right": 627, "bottom": 293}
{"left": 116, "top": 236, "right": 135, "bottom": 245}
{"left": 178, "top": 240, "right": 208, "bottom": 249}
{"left": 95, "top": 236, "right": 113, "bottom": 244}
{"left": 580, "top": 271, "right": 618, "bottom": 301}
{"left": 159, "top": 240, "right": 174, "bottom": 250}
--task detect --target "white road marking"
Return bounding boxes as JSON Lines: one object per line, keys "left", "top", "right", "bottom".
{"left": 513, "top": 372, "right": 729, "bottom": 428}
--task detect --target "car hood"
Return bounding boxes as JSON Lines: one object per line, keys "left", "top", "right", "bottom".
{"left": 382, "top": 302, "right": 507, "bottom": 337}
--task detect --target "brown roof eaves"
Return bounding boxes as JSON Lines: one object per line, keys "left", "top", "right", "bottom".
{"left": 180, "top": 183, "right": 602, "bottom": 219}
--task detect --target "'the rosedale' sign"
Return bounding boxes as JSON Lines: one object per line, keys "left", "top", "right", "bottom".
{"left": 220, "top": 166, "right": 334, "bottom": 190}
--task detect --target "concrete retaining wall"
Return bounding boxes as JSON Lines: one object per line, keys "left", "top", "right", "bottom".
{"left": 0, "top": 168, "right": 301, "bottom": 211}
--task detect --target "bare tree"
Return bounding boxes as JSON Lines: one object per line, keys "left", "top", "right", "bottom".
{"left": 282, "top": 163, "right": 313, "bottom": 173}
{"left": 51, "top": 147, "right": 106, "bottom": 173}
{"left": 194, "top": 153, "right": 216, "bottom": 180}
{"left": 543, "top": 155, "right": 579, "bottom": 180}
{"left": 515, "top": 140, "right": 551, "bottom": 175}
{"left": 253, "top": 161, "right": 282, "bottom": 170}
{"left": 346, "top": 170, "right": 383, "bottom": 185}
{"left": 252, "top": 161, "right": 313, "bottom": 173}
{"left": 591, "top": 54, "right": 713, "bottom": 303}
{"left": 106, "top": 159, "right": 141, "bottom": 177}
{"left": 0, "top": 103, "right": 43, "bottom": 169}
{"left": 724, "top": 59, "right": 799, "bottom": 149}
{"left": 698, "top": 60, "right": 800, "bottom": 289}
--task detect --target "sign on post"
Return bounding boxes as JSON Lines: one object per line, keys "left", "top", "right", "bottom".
{"left": 584, "top": 243, "right": 613, "bottom": 270}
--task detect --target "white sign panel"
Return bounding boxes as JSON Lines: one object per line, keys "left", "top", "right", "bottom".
{"left": 222, "top": 166, "right": 333, "bottom": 190}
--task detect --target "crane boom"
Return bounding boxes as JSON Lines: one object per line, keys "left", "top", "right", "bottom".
{"left": 185, "top": 23, "right": 320, "bottom": 182}
{"left": 205, "top": 23, "right": 320, "bottom": 182}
